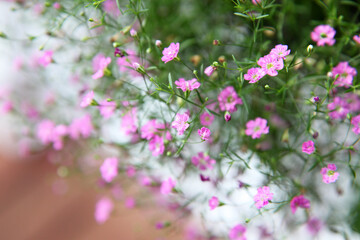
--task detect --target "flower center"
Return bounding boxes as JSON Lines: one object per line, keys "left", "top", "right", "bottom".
{"left": 320, "top": 33, "right": 327, "bottom": 38}
{"left": 327, "top": 170, "right": 334, "bottom": 176}
{"left": 267, "top": 63, "right": 273, "bottom": 69}
{"left": 227, "top": 96, "right": 233, "bottom": 103}
{"left": 254, "top": 126, "right": 260, "bottom": 132}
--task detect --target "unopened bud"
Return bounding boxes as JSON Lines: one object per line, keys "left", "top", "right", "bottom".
{"left": 213, "top": 39, "right": 220, "bottom": 46}
{"left": 130, "top": 28, "right": 137, "bottom": 37}
{"left": 224, "top": 112, "right": 231, "bottom": 122}
{"left": 265, "top": 84, "right": 270, "bottom": 89}
{"left": 307, "top": 44, "right": 313, "bottom": 54}
{"left": 155, "top": 40, "right": 162, "bottom": 47}
{"left": 88, "top": 18, "right": 94, "bottom": 22}
{"left": 218, "top": 56, "right": 226, "bottom": 64}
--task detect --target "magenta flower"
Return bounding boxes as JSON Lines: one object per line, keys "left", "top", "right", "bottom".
{"left": 174, "top": 78, "right": 201, "bottom": 92}
{"left": 244, "top": 67, "right": 266, "bottom": 83}
{"left": 38, "top": 50, "right": 53, "bottom": 67}
{"left": 327, "top": 96, "right": 349, "bottom": 120}
{"left": 161, "top": 42, "right": 179, "bottom": 63}
{"left": 171, "top": 112, "right": 190, "bottom": 135}
{"left": 311, "top": 25, "right": 336, "bottom": 46}
{"left": 100, "top": 157, "right": 118, "bottom": 183}
{"left": 254, "top": 186, "right": 273, "bottom": 209}
{"left": 148, "top": 135, "right": 165, "bottom": 156}
{"left": 80, "top": 90, "right": 94, "bottom": 108}
{"left": 94, "top": 197, "right": 114, "bottom": 224}
{"left": 209, "top": 196, "right": 219, "bottom": 210}
{"left": 200, "top": 112, "right": 214, "bottom": 126}
{"left": 204, "top": 66, "right": 216, "bottom": 76}
{"left": 218, "top": 86, "right": 243, "bottom": 113}
{"left": 302, "top": 140, "right": 315, "bottom": 155}
{"left": 321, "top": 163, "right": 339, "bottom": 184}
{"left": 191, "top": 152, "right": 216, "bottom": 171}
{"left": 245, "top": 117, "right": 269, "bottom": 139}
{"left": 99, "top": 100, "right": 117, "bottom": 119}
{"left": 68, "top": 115, "right": 94, "bottom": 140}
{"left": 160, "top": 177, "right": 176, "bottom": 195}
{"left": 331, "top": 62, "right": 357, "bottom": 87}
{"left": 92, "top": 54, "right": 111, "bottom": 79}
{"left": 270, "top": 44, "right": 291, "bottom": 59}
{"left": 257, "top": 54, "right": 284, "bottom": 76}
{"left": 290, "top": 195, "right": 311, "bottom": 214}
{"left": 224, "top": 112, "right": 231, "bottom": 122}
{"left": 198, "top": 127, "right": 211, "bottom": 141}
{"left": 344, "top": 93, "right": 360, "bottom": 113}
{"left": 354, "top": 35, "right": 360, "bottom": 45}
{"left": 229, "top": 224, "right": 247, "bottom": 240}
{"left": 351, "top": 115, "right": 360, "bottom": 134}
{"left": 121, "top": 107, "right": 138, "bottom": 135}
{"left": 141, "top": 119, "right": 164, "bottom": 140}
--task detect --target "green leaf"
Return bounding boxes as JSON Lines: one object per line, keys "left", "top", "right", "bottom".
{"left": 234, "top": 12, "right": 250, "bottom": 19}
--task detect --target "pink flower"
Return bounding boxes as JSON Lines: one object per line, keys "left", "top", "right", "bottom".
{"left": 121, "top": 107, "right": 138, "bottom": 135}
{"left": 38, "top": 50, "right": 53, "bottom": 67}
{"left": 270, "top": 44, "right": 291, "bottom": 59}
{"left": 327, "top": 96, "right": 349, "bottom": 120}
{"left": 53, "top": 2, "right": 61, "bottom": 9}
{"left": 331, "top": 62, "right": 357, "bottom": 87}
{"left": 302, "top": 140, "right": 315, "bottom": 154}
{"left": 116, "top": 49, "right": 142, "bottom": 77}
{"left": 99, "top": 100, "right": 116, "bottom": 119}
{"left": 161, "top": 42, "right": 179, "bottom": 63}
{"left": 103, "top": 0, "right": 121, "bottom": 17}
{"left": 257, "top": 54, "right": 284, "bottom": 76}
{"left": 37, "top": 120, "right": 56, "bottom": 145}
{"left": 94, "top": 197, "right": 114, "bottom": 224}
{"left": 254, "top": 186, "right": 273, "bottom": 209}
{"left": 1, "top": 101, "right": 13, "bottom": 114}
{"left": 204, "top": 66, "right": 216, "bottom": 76}
{"left": 148, "top": 135, "right": 165, "bottom": 156}
{"left": 320, "top": 163, "right": 339, "bottom": 184}
{"left": 354, "top": 35, "right": 360, "bottom": 45}
{"left": 224, "top": 112, "right": 231, "bottom": 122}
{"left": 245, "top": 117, "right": 269, "bottom": 139}
{"left": 351, "top": 115, "right": 360, "bottom": 134}
{"left": 344, "top": 93, "right": 360, "bottom": 113}
{"left": 244, "top": 67, "right": 266, "bottom": 83}
{"left": 307, "top": 217, "right": 322, "bottom": 236}
{"left": 130, "top": 29, "right": 137, "bottom": 37}
{"left": 51, "top": 125, "right": 68, "bottom": 150}
{"left": 160, "top": 177, "right": 176, "bottom": 195}
{"left": 141, "top": 119, "right": 164, "bottom": 140}
{"left": 290, "top": 195, "right": 311, "bottom": 214}
{"left": 218, "top": 86, "right": 243, "bottom": 113}
{"left": 100, "top": 157, "right": 118, "bottom": 183}
{"left": 252, "top": 0, "right": 261, "bottom": 5}
{"left": 191, "top": 152, "right": 216, "bottom": 171}
{"left": 125, "top": 197, "right": 136, "bottom": 209}
{"left": 171, "top": 112, "right": 190, "bottom": 135}
{"left": 80, "top": 90, "right": 94, "bottom": 108}
{"left": 92, "top": 54, "right": 111, "bottom": 79}
{"left": 198, "top": 127, "right": 211, "bottom": 141}
{"left": 311, "top": 25, "right": 336, "bottom": 46}
{"left": 174, "top": 78, "right": 201, "bottom": 92}
{"left": 68, "top": 115, "right": 94, "bottom": 140}
{"left": 209, "top": 196, "right": 219, "bottom": 210}
{"left": 200, "top": 112, "right": 214, "bottom": 126}
{"left": 229, "top": 224, "right": 247, "bottom": 240}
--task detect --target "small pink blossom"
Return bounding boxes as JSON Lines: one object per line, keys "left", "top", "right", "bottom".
{"left": 307, "top": 217, "right": 322, "bottom": 236}
{"left": 160, "top": 177, "right": 176, "bottom": 195}
{"left": 327, "top": 96, "right": 349, "bottom": 120}
{"left": 321, "top": 163, "right": 339, "bottom": 184}
{"left": 80, "top": 90, "right": 94, "bottom": 108}
{"left": 311, "top": 25, "right": 336, "bottom": 46}
{"left": 100, "top": 157, "right": 118, "bottom": 183}
{"left": 68, "top": 115, "right": 94, "bottom": 140}
{"left": 331, "top": 62, "right": 357, "bottom": 87}
{"left": 125, "top": 197, "right": 136, "bottom": 209}
{"left": 351, "top": 115, "right": 360, "bottom": 134}
{"left": 198, "top": 127, "right": 211, "bottom": 141}
{"left": 130, "top": 29, "right": 137, "bottom": 37}
{"left": 344, "top": 93, "right": 360, "bottom": 113}
{"left": 218, "top": 86, "right": 243, "bottom": 113}
{"left": 161, "top": 42, "right": 179, "bottom": 63}
{"left": 37, "top": 120, "right": 56, "bottom": 145}
{"left": 290, "top": 195, "right": 311, "bottom": 214}
{"left": 257, "top": 54, "right": 284, "bottom": 76}
{"left": 94, "top": 197, "right": 114, "bottom": 224}
{"left": 121, "top": 107, "right": 138, "bottom": 135}
{"left": 302, "top": 140, "right": 315, "bottom": 154}
{"left": 92, "top": 54, "right": 111, "bottom": 79}
{"left": 148, "top": 135, "right": 165, "bottom": 156}
{"left": 229, "top": 224, "right": 247, "bottom": 240}
{"left": 208, "top": 196, "right": 219, "bottom": 210}
{"left": 244, "top": 67, "right": 266, "bottom": 83}
{"left": 103, "top": 0, "right": 121, "bottom": 17}
{"left": 270, "top": 44, "right": 291, "bottom": 59}
{"left": 99, "top": 100, "right": 116, "bottom": 119}
{"left": 126, "top": 165, "right": 136, "bottom": 177}
{"left": 174, "top": 78, "right": 201, "bottom": 92}
{"left": 224, "top": 112, "right": 231, "bottom": 122}
{"left": 200, "top": 112, "right": 214, "bottom": 126}
{"left": 254, "top": 186, "right": 273, "bottom": 209}
{"left": 53, "top": 2, "right": 61, "bottom": 9}
{"left": 354, "top": 35, "right": 360, "bottom": 45}
{"left": 245, "top": 117, "right": 269, "bottom": 139}
{"left": 204, "top": 66, "right": 216, "bottom": 76}
{"left": 1, "top": 101, "right": 13, "bottom": 114}
{"left": 51, "top": 125, "right": 68, "bottom": 150}
{"left": 38, "top": 50, "right": 53, "bottom": 67}
{"left": 116, "top": 49, "right": 142, "bottom": 77}
{"left": 171, "top": 112, "right": 190, "bottom": 135}
{"left": 141, "top": 119, "right": 164, "bottom": 140}
{"left": 191, "top": 152, "right": 216, "bottom": 171}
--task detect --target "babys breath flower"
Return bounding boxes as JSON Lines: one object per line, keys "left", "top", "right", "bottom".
{"left": 38, "top": 50, "right": 53, "bottom": 67}
{"left": 351, "top": 115, "right": 360, "bottom": 134}
{"left": 100, "top": 157, "right": 118, "bottom": 183}
{"left": 218, "top": 86, "right": 243, "bottom": 113}
{"left": 121, "top": 107, "right": 138, "bottom": 135}
{"left": 209, "top": 196, "right": 219, "bottom": 210}
{"left": 160, "top": 177, "right": 176, "bottom": 195}
{"left": 354, "top": 35, "right": 360, "bottom": 45}
{"left": 244, "top": 67, "right": 266, "bottom": 83}
{"left": 191, "top": 152, "right": 216, "bottom": 171}
{"left": 94, "top": 197, "right": 114, "bottom": 224}
{"left": 103, "top": 0, "right": 120, "bottom": 17}
{"left": 200, "top": 112, "right": 214, "bottom": 126}
{"left": 327, "top": 96, "right": 349, "bottom": 120}
{"left": 161, "top": 42, "right": 179, "bottom": 63}
{"left": 155, "top": 40, "right": 162, "bottom": 47}
{"left": 141, "top": 119, "right": 164, "bottom": 140}
{"left": 92, "top": 54, "right": 111, "bottom": 79}
{"left": 224, "top": 112, "right": 231, "bottom": 122}
{"left": 254, "top": 186, "right": 273, "bottom": 209}
{"left": 270, "top": 44, "right": 291, "bottom": 60}
{"left": 80, "top": 90, "right": 94, "bottom": 108}
{"left": 204, "top": 66, "right": 216, "bottom": 76}
{"left": 171, "top": 112, "right": 190, "bottom": 135}
{"left": 198, "top": 127, "right": 211, "bottom": 141}
{"left": 245, "top": 117, "right": 269, "bottom": 139}
{"left": 68, "top": 115, "right": 94, "bottom": 140}
{"left": 229, "top": 224, "right": 247, "bottom": 240}
{"left": 257, "top": 54, "right": 284, "bottom": 76}
{"left": 174, "top": 78, "right": 201, "bottom": 92}
{"left": 331, "top": 62, "right": 357, "bottom": 87}
{"left": 311, "top": 25, "right": 336, "bottom": 46}
{"left": 307, "top": 217, "right": 322, "bottom": 236}
{"left": 148, "top": 135, "right": 165, "bottom": 156}
{"left": 290, "top": 195, "right": 311, "bottom": 214}
{"left": 99, "top": 100, "right": 116, "bottom": 119}
{"left": 130, "top": 28, "right": 137, "bottom": 37}
{"left": 53, "top": 2, "right": 61, "bottom": 9}
{"left": 320, "top": 163, "right": 339, "bottom": 184}
{"left": 302, "top": 140, "right": 315, "bottom": 154}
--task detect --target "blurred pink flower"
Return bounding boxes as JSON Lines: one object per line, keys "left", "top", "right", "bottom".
{"left": 68, "top": 115, "right": 94, "bottom": 140}
{"left": 254, "top": 186, "right": 273, "bottom": 209}
{"left": 99, "top": 100, "right": 116, "bottom": 119}
{"left": 229, "top": 224, "right": 247, "bottom": 240}
{"left": 149, "top": 135, "right": 165, "bottom": 156}
{"left": 327, "top": 96, "right": 349, "bottom": 119}
{"left": 351, "top": 115, "right": 360, "bottom": 134}
{"left": 331, "top": 61, "right": 357, "bottom": 87}
{"left": 38, "top": 50, "right": 53, "bottom": 67}
{"left": 160, "top": 177, "right": 176, "bottom": 195}
{"left": 92, "top": 54, "right": 111, "bottom": 79}
{"left": 200, "top": 112, "right": 214, "bottom": 126}
{"left": 121, "top": 107, "right": 138, "bottom": 135}
{"left": 100, "top": 157, "right": 118, "bottom": 183}
{"left": 245, "top": 117, "right": 269, "bottom": 139}
{"left": 208, "top": 196, "right": 219, "bottom": 210}
{"left": 191, "top": 152, "right": 216, "bottom": 171}
{"left": 125, "top": 197, "right": 136, "bottom": 209}
{"left": 103, "top": 0, "right": 120, "bottom": 17}
{"left": 204, "top": 66, "right": 216, "bottom": 76}
{"left": 80, "top": 90, "right": 94, "bottom": 108}
{"left": 311, "top": 25, "right": 336, "bottom": 46}
{"left": 290, "top": 195, "right": 310, "bottom": 214}
{"left": 198, "top": 127, "right": 211, "bottom": 141}
{"left": 307, "top": 217, "right": 322, "bottom": 236}
{"left": 354, "top": 35, "right": 360, "bottom": 45}
{"left": 94, "top": 197, "right": 114, "bottom": 224}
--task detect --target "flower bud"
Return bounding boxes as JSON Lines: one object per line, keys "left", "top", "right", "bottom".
{"left": 155, "top": 40, "right": 162, "bottom": 47}
{"left": 204, "top": 66, "right": 215, "bottom": 77}
{"left": 224, "top": 112, "right": 231, "bottom": 122}
{"left": 218, "top": 56, "right": 226, "bottom": 64}
{"left": 213, "top": 39, "right": 220, "bottom": 45}
{"left": 265, "top": 84, "right": 270, "bottom": 89}
{"left": 190, "top": 55, "right": 202, "bottom": 66}
{"left": 307, "top": 44, "right": 313, "bottom": 54}
{"left": 130, "top": 28, "right": 137, "bottom": 37}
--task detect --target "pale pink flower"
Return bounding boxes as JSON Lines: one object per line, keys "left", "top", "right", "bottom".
{"left": 38, "top": 50, "right": 53, "bottom": 67}
{"left": 94, "top": 197, "right": 114, "bottom": 224}
{"left": 331, "top": 62, "right": 357, "bottom": 87}
{"left": 103, "top": 0, "right": 120, "bottom": 17}
{"left": 224, "top": 112, "right": 231, "bottom": 122}
{"left": 126, "top": 165, "right": 136, "bottom": 177}
{"left": 191, "top": 152, "right": 216, "bottom": 171}
{"left": 92, "top": 54, "right": 111, "bottom": 79}
{"left": 209, "top": 196, "right": 219, "bottom": 210}
{"left": 229, "top": 224, "right": 247, "bottom": 240}
{"left": 161, "top": 42, "right": 179, "bottom": 63}
{"left": 254, "top": 186, "right": 273, "bottom": 209}
{"left": 121, "top": 107, "right": 138, "bottom": 135}
{"left": 116, "top": 49, "right": 142, "bottom": 77}
{"left": 160, "top": 177, "right": 176, "bottom": 195}
{"left": 218, "top": 86, "right": 243, "bottom": 113}
{"left": 200, "top": 112, "right": 214, "bottom": 126}
{"left": 290, "top": 195, "right": 311, "bottom": 214}
{"left": 171, "top": 113, "right": 190, "bottom": 135}
{"left": 351, "top": 115, "right": 360, "bottom": 134}
{"left": 53, "top": 2, "right": 61, "bottom": 9}
{"left": 257, "top": 54, "right": 284, "bottom": 76}
{"left": 99, "top": 100, "right": 116, "bottom": 119}
{"left": 130, "top": 29, "right": 137, "bottom": 37}
{"left": 51, "top": 125, "right": 68, "bottom": 150}
{"left": 148, "top": 135, "right": 165, "bottom": 156}
{"left": 68, "top": 115, "right": 93, "bottom": 140}
{"left": 141, "top": 119, "right": 165, "bottom": 140}
{"left": 245, "top": 117, "right": 269, "bottom": 139}
{"left": 244, "top": 67, "right": 266, "bottom": 83}
{"left": 252, "top": 0, "right": 261, "bottom": 5}
{"left": 37, "top": 120, "right": 56, "bottom": 145}
{"left": 204, "top": 66, "right": 216, "bottom": 76}
{"left": 80, "top": 90, "right": 94, "bottom": 108}
{"left": 33, "top": 3, "right": 44, "bottom": 15}
{"left": 302, "top": 140, "right": 315, "bottom": 154}
{"left": 270, "top": 44, "right": 291, "bottom": 59}
{"left": 174, "top": 78, "right": 201, "bottom": 92}
{"left": 198, "top": 127, "right": 211, "bottom": 141}
{"left": 311, "top": 25, "right": 336, "bottom": 46}
{"left": 321, "top": 164, "right": 339, "bottom": 184}
{"left": 354, "top": 35, "right": 360, "bottom": 45}
{"left": 155, "top": 40, "right": 162, "bottom": 47}
{"left": 100, "top": 157, "right": 118, "bottom": 183}
{"left": 125, "top": 197, "right": 136, "bottom": 209}
{"left": 1, "top": 101, "right": 13, "bottom": 114}
{"left": 344, "top": 93, "right": 360, "bottom": 113}
{"left": 327, "top": 96, "right": 349, "bottom": 120}
{"left": 307, "top": 217, "right": 322, "bottom": 236}
{"left": 13, "top": 57, "right": 23, "bottom": 70}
